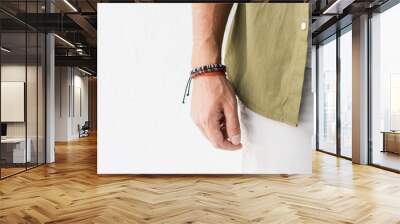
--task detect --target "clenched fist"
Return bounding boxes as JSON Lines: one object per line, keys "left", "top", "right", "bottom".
{"left": 191, "top": 72, "right": 242, "bottom": 150}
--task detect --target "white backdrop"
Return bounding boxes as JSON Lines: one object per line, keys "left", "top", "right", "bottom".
{"left": 97, "top": 4, "right": 242, "bottom": 174}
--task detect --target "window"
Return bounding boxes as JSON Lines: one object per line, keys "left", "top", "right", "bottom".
{"left": 370, "top": 2, "right": 400, "bottom": 171}
{"left": 317, "top": 36, "right": 337, "bottom": 154}
{"left": 0, "top": 1, "right": 47, "bottom": 179}
{"left": 339, "top": 28, "right": 352, "bottom": 158}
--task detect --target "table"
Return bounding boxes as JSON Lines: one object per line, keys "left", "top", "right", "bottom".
{"left": 1, "top": 138, "right": 32, "bottom": 164}
{"left": 381, "top": 131, "right": 400, "bottom": 154}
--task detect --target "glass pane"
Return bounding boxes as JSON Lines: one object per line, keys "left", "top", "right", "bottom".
{"left": 371, "top": 4, "right": 400, "bottom": 171}
{"left": 26, "top": 0, "right": 38, "bottom": 169}
{"left": 1, "top": 31, "right": 27, "bottom": 177}
{"left": 340, "top": 29, "right": 352, "bottom": 158}
{"left": 38, "top": 32, "right": 45, "bottom": 165}
{"left": 27, "top": 31, "right": 38, "bottom": 169}
{"left": 318, "top": 37, "right": 337, "bottom": 154}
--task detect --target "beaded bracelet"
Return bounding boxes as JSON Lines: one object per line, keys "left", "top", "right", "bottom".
{"left": 190, "top": 63, "right": 226, "bottom": 76}
{"left": 182, "top": 64, "right": 227, "bottom": 104}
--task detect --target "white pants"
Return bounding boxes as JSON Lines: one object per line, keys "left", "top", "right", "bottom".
{"left": 240, "top": 68, "right": 314, "bottom": 174}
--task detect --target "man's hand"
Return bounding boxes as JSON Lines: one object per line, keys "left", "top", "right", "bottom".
{"left": 191, "top": 73, "right": 241, "bottom": 150}
{"left": 191, "top": 3, "right": 239, "bottom": 150}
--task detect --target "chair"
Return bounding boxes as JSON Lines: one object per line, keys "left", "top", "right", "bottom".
{"left": 79, "top": 121, "right": 90, "bottom": 138}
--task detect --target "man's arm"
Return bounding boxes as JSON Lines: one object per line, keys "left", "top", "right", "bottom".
{"left": 191, "top": 3, "right": 241, "bottom": 150}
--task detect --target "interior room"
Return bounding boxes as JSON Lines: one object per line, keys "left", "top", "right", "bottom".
{"left": 0, "top": 28, "right": 46, "bottom": 178}
{"left": 0, "top": 0, "right": 400, "bottom": 223}
{"left": 370, "top": 3, "right": 400, "bottom": 171}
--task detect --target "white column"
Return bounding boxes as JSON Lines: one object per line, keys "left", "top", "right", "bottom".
{"left": 46, "top": 33, "right": 55, "bottom": 163}
{"left": 45, "top": 1, "right": 56, "bottom": 163}
{"left": 352, "top": 14, "right": 369, "bottom": 164}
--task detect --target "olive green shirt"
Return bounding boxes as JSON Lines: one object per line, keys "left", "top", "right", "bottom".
{"left": 224, "top": 3, "right": 310, "bottom": 126}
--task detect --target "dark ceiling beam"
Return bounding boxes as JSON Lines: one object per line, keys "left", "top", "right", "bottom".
{"left": 322, "top": 0, "right": 356, "bottom": 14}
{"left": 311, "top": 0, "right": 356, "bottom": 33}
{"left": 311, "top": 0, "right": 380, "bottom": 43}
{"left": 0, "top": 8, "right": 38, "bottom": 31}
{"left": 373, "top": 0, "right": 400, "bottom": 12}
{"left": 11, "top": 13, "right": 83, "bottom": 32}
{"left": 0, "top": 18, "right": 27, "bottom": 31}
{"left": 86, "top": 0, "right": 97, "bottom": 12}
{"left": 67, "top": 13, "right": 97, "bottom": 42}
{"left": 52, "top": 0, "right": 77, "bottom": 13}
{"left": 56, "top": 47, "right": 97, "bottom": 57}
{"left": 79, "top": 66, "right": 97, "bottom": 75}
{"left": 52, "top": 0, "right": 97, "bottom": 46}
{"left": 311, "top": 0, "right": 384, "bottom": 44}
{"left": 312, "top": 15, "right": 335, "bottom": 33}
{"left": 55, "top": 55, "right": 96, "bottom": 69}
{"left": 3, "top": 12, "right": 96, "bottom": 47}
{"left": 312, "top": 14, "right": 352, "bottom": 44}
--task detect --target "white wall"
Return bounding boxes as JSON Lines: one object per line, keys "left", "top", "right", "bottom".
{"left": 55, "top": 67, "right": 89, "bottom": 141}
{"left": 1, "top": 65, "right": 40, "bottom": 138}
{"left": 71, "top": 73, "right": 89, "bottom": 138}
{"left": 98, "top": 4, "right": 242, "bottom": 174}
{"left": 55, "top": 66, "right": 69, "bottom": 141}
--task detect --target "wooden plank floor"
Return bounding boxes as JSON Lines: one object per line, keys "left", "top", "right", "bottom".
{"left": 1, "top": 134, "right": 400, "bottom": 224}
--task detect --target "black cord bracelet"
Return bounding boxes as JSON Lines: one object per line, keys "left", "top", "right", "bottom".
{"left": 182, "top": 64, "right": 227, "bottom": 104}
{"left": 190, "top": 63, "right": 226, "bottom": 76}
